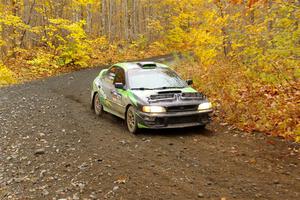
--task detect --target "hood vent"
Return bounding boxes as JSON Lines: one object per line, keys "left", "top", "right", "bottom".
{"left": 148, "top": 93, "right": 176, "bottom": 103}
{"left": 137, "top": 62, "right": 157, "bottom": 69}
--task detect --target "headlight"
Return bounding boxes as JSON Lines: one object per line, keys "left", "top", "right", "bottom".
{"left": 142, "top": 106, "right": 166, "bottom": 113}
{"left": 198, "top": 102, "right": 212, "bottom": 110}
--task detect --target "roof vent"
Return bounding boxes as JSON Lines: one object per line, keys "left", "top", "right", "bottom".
{"left": 137, "top": 62, "right": 157, "bottom": 68}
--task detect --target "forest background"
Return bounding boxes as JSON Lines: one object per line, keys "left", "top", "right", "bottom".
{"left": 0, "top": 0, "right": 299, "bottom": 141}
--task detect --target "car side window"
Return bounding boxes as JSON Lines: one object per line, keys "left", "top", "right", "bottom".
{"left": 107, "top": 66, "right": 117, "bottom": 81}
{"left": 114, "top": 67, "right": 126, "bottom": 85}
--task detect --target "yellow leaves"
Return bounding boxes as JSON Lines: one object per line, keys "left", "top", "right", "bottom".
{"left": 73, "top": 0, "right": 95, "bottom": 6}
{"left": 276, "top": 18, "right": 294, "bottom": 28}
{"left": 191, "top": 28, "right": 223, "bottom": 65}
{"left": 171, "top": 11, "right": 198, "bottom": 29}
{"left": 295, "top": 125, "right": 300, "bottom": 142}
{"left": 48, "top": 18, "right": 69, "bottom": 26}
{"left": 195, "top": 48, "right": 218, "bottom": 65}
{"left": 0, "top": 14, "right": 29, "bottom": 31}
{"left": 157, "top": 0, "right": 235, "bottom": 65}
{"left": 47, "top": 19, "right": 87, "bottom": 43}
{"left": 149, "top": 41, "right": 167, "bottom": 52}
{"left": 165, "top": 27, "right": 187, "bottom": 49}
{"left": 0, "top": 24, "right": 5, "bottom": 46}
{"left": 158, "top": 0, "right": 225, "bottom": 65}
{"left": 44, "top": 19, "right": 91, "bottom": 67}
{"left": 176, "top": 58, "right": 300, "bottom": 141}
{"left": 27, "top": 52, "right": 58, "bottom": 76}
{"left": 295, "top": 68, "right": 300, "bottom": 79}
{"left": 0, "top": 63, "right": 16, "bottom": 86}
{"left": 92, "top": 36, "right": 109, "bottom": 49}
{"left": 148, "top": 19, "right": 164, "bottom": 33}
{"left": 88, "top": 36, "right": 166, "bottom": 67}
{"left": 203, "top": 9, "right": 226, "bottom": 26}
{"left": 231, "top": 1, "right": 300, "bottom": 73}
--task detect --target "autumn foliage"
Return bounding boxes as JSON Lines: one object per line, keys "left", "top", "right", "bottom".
{"left": 164, "top": 0, "right": 300, "bottom": 141}
{"left": 0, "top": 0, "right": 299, "bottom": 141}
{"left": 0, "top": 62, "right": 16, "bottom": 85}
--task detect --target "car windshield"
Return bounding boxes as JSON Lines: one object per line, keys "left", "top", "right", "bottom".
{"left": 128, "top": 68, "right": 187, "bottom": 90}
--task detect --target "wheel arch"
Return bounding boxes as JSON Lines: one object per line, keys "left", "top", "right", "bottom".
{"left": 91, "top": 92, "right": 98, "bottom": 109}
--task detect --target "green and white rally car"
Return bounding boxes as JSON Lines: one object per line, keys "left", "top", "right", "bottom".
{"left": 91, "top": 62, "right": 213, "bottom": 134}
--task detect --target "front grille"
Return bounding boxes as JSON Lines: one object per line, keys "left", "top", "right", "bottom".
{"left": 167, "top": 115, "right": 200, "bottom": 124}
{"left": 167, "top": 105, "right": 198, "bottom": 112}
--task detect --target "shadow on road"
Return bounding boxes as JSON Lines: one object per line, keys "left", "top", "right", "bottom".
{"left": 100, "top": 112, "right": 215, "bottom": 138}
{"left": 86, "top": 108, "right": 217, "bottom": 141}
{"left": 137, "top": 126, "right": 214, "bottom": 138}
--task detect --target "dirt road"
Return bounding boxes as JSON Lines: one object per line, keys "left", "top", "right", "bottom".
{"left": 0, "top": 58, "right": 299, "bottom": 200}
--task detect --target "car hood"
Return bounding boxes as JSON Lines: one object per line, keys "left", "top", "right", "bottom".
{"left": 130, "top": 87, "right": 207, "bottom": 106}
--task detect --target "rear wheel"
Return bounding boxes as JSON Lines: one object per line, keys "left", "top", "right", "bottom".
{"left": 126, "top": 106, "right": 138, "bottom": 134}
{"left": 93, "top": 93, "right": 103, "bottom": 116}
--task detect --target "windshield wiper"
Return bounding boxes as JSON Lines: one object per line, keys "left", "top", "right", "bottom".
{"left": 153, "top": 86, "right": 185, "bottom": 90}
{"left": 130, "top": 87, "right": 154, "bottom": 90}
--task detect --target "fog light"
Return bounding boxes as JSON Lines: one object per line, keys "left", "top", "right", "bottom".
{"left": 144, "top": 116, "right": 155, "bottom": 121}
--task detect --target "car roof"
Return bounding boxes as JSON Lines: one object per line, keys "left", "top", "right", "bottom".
{"left": 113, "top": 62, "right": 169, "bottom": 71}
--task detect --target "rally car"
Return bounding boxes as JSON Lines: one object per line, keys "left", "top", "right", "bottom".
{"left": 91, "top": 62, "right": 213, "bottom": 134}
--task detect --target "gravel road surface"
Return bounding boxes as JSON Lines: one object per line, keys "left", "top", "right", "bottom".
{"left": 0, "top": 58, "right": 299, "bottom": 200}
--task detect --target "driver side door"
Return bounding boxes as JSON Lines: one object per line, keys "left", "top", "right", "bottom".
{"left": 111, "top": 67, "right": 127, "bottom": 117}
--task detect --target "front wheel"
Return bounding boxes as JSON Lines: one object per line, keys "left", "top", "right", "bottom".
{"left": 126, "top": 106, "right": 138, "bottom": 134}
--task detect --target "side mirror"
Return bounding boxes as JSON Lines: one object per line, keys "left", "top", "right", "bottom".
{"left": 115, "top": 82, "right": 125, "bottom": 89}
{"left": 186, "top": 79, "right": 193, "bottom": 85}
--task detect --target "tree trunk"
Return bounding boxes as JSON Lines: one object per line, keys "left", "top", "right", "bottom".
{"left": 108, "top": 0, "right": 112, "bottom": 41}
{"left": 216, "top": 1, "right": 231, "bottom": 57}
{"left": 132, "top": 0, "right": 137, "bottom": 40}
{"left": 123, "top": 0, "right": 129, "bottom": 41}
{"left": 101, "top": 0, "right": 106, "bottom": 35}
{"left": 86, "top": 3, "right": 92, "bottom": 34}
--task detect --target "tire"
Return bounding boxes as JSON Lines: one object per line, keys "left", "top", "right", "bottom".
{"left": 126, "top": 106, "right": 138, "bottom": 134}
{"left": 93, "top": 93, "right": 103, "bottom": 116}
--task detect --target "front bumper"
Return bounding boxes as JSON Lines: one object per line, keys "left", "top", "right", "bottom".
{"left": 136, "top": 110, "right": 212, "bottom": 129}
